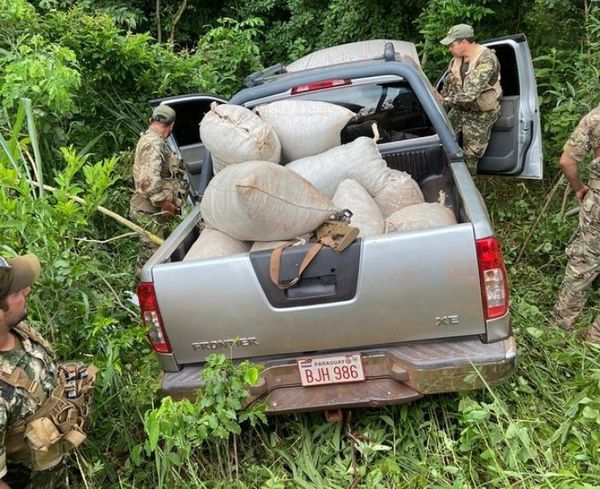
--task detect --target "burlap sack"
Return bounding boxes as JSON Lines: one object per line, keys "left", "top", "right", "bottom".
{"left": 332, "top": 179, "right": 384, "bottom": 237}
{"left": 385, "top": 202, "right": 457, "bottom": 233}
{"left": 374, "top": 169, "right": 424, "bottom": 218}
{"left": 286, "top": 137, "right": 389, "bottom": 198}
{"left": 256, "top": 100, "right": 355, "bottom": 162}
{"left": 200, "top": 103, "right": 281, "bottom": 173}
{"left": 200, "top": 161, "right": 339, "bottom": 241}
{"left": 184, "top": 228, "right": 250, "bottom": 261}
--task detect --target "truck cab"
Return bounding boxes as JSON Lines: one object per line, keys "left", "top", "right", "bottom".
{"left": 153, "top": 35, "right": 542, "bottom": 195}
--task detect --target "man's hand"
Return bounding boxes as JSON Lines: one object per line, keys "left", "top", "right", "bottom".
{"left": 559, "top": 152, "right": 588, "bottom": 203}
{"left": 575, "top": 185, "right": 589, "bottom": 203}
{"left": 157, "top": 200, "right": 180, "bottom": 216}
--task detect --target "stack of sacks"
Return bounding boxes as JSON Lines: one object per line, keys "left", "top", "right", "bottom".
{"left": 191, "top": 101, "right": 455, "bottom": 259}
{"left": 183, "top": 228, "right": 250, "bottom": 261}
{"left": 199, "top": 103, "right": 281, "bottom": 173}
{"left": 332, "top": 179, "right": 384, "bottom": 237}
{"left": 200, "top": 161, "right": 339, "bottom": 242}
{"left": 256, "top": 100, "right": 355, "bottom": 162}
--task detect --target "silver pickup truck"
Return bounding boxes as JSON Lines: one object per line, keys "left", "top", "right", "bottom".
{"left": 137, "top": 35, "right": 543, "bottom": 414}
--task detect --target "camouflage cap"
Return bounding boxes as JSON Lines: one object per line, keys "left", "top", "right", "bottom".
{"left": 0, "top": 254, "right": 41, "bottom": 300}
{"left": 440, "top": 24, "right": 475, "bottom": 45}
{"left": 152, "top": 105, "right": 176, "bottom": 124}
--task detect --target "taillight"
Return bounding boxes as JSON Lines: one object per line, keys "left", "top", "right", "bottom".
{"left": 137, "top": 282, "right": 171, "bottom": 353}
{"left": 291, "top": 79, "right": 351, "bottom": 94}
{"left": 476, "top": 237, "right": 509, "bottom": 320}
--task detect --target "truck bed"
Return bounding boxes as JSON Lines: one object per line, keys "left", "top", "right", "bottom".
{"left": 144, "top": 137, "right": 497, "bottom": 371}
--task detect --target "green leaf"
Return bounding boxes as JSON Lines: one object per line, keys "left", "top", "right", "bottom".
{"left": 243, "top": 366, "right": 260, "bottom": 385}
{"left": 167, "top": 451, "right": 181, "bottom": 466}
{"left": 582, "top": 406, "right": 599, "bottom": 420}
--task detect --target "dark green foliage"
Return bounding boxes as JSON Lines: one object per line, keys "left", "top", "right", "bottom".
{"left": 1, "top": 0, "right": 263, "bottom": 182}
{"left": 229, "top": 0, "right": 428, "bottom": 66}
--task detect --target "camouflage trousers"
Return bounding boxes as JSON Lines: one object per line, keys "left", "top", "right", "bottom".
{"left": 550, "top": 188, "right": 600, "bottom": 341}
{"left": 129, "top": 208, "right": 172, "bottom": 276}
{"left": 448, "top": 106, "right": 500, "bottom": 173}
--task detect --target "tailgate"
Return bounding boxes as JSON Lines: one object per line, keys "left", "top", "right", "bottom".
{"left": 154, "top": 223, "right": 485, "bottom": 364}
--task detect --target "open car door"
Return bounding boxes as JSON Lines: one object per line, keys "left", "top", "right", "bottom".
{"left": 150, "top": 94, "right": 226, "bottom": 199}
{"left": 437, "top": 34, "right": 543, "bottom": 179}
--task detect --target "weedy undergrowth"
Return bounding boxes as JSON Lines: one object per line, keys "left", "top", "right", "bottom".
{"left": 131, "top": 354, "right": 266, "bottom": 489}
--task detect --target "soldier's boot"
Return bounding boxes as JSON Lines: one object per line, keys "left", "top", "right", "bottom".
{"left": 583, "top": 318, "right": 600, "bottom": 343}
{"left": 550, "top": 261, "right": 594, "bottom": 331}
{"left": 549, "top": 293, "right": 581, "bottom": 331}
{"left": 549, "top": 307, "right": 578, "bottom": 331}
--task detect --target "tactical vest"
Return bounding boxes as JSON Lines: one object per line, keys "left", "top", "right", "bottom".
{"left": 449, "top": 44, "right": 502, "bottom": 112}
{"left": 0, "top": 324, "right": 97, "bottom": 471}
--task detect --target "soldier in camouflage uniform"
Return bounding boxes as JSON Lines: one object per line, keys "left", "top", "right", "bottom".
{"left": 438, "top": 24, "right": 502, "bottom": 173}
{"left": 0, "top": 254, "right": 95, "bottom": 488}
{"left": 129, "top": 105, "right": 188, "bottom": 273}
{"left": 550, "top": 105, "right": 600, "bottom": 342}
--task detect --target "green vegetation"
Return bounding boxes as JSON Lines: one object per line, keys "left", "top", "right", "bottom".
{"left": 1, "top": 0, "right": 600, "bottom": 487}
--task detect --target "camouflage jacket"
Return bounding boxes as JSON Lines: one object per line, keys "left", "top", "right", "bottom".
{"left": 0, "top": 323, "right": 58, "bottom": 476}
{"left": 441, "top": 45, "right": 502, "bottom": 112}
{"left": 563, "top": 105, "right": 600, "bottom": 181}
{"left": 130, "top": 127, "right": 187, "bottom": 214}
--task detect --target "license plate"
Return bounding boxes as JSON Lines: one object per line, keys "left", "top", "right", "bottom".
{"left": 297, "top": 353, "right": 365, "bottom": 387}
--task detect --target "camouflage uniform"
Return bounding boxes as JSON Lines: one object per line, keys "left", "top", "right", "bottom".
{"left": 0, "top": 322, "right": 61, "bottom": 488}
{"left": 129, "top": 127, "right": 187, "bottom": 271}
{"left": 441, "top": 45, "right": 502, "bottom": 172}
{"left": 551, "top": 106, "right": 600, "bottom": 341}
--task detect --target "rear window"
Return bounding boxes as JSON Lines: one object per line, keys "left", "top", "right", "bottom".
{"left": 290, "top": 81, "right": 434, "bottom": 143}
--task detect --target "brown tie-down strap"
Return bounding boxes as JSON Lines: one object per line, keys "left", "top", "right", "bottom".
{"left": 269, "top": 242, "right": 324, "bottom": 290}
{"left": 269, "top": 216, "right": 359, "bottom": 290}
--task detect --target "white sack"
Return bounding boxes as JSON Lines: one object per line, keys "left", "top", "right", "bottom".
{"left": 184, "top": 228, "right": 250, "bottom": 261}
{"left": 332, "top": 179, "right": 384, "bottom": 237}
{"left": 200, "top": 161, "right": 339, "bottom": 241}
{"left": 374, "top": 169, "right": 424, "bottom": 218}
{"left": 385, "top": 202, "right": 457, "bottom": 233}
{"left": 286, "top": 137, "right": 389, "bottom": 198}
{"left": 256, "top": 100, "right": 355, "bottom": 162}
{"left": 199, "top": 103, "right": 281, "bottom": 173}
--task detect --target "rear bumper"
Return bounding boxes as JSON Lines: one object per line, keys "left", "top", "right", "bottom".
{"left": 161, "top": 335, "right": 516, "bottom": 414}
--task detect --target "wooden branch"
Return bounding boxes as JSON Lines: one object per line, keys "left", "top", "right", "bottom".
{"left": 514, "top": 175, "right": 564, "bottom": 266}
{"left": 156, "top": 0, "right": 162, "bottom": 43}
{"left": 75, "top": 233, "right": 138, "bottom": 244}
{"left": 168, "top": 0, "right": 188, "bottom": 46}
{"left": 28, "top": 180, "right": 165, "bottom": 246}
{"left": 99, "top": 274, "right": 139, "bottom": 320}
{"left": 560, "top": 184, "right": 571, "bottom": 215}
{"left": 565, "top": 206, "right": 580, "bottom": 218}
